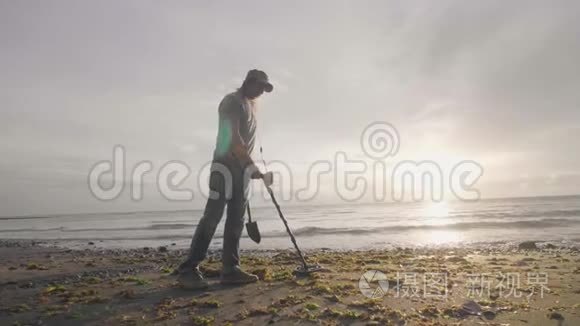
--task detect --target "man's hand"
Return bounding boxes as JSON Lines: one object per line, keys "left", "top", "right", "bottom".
{"left": 249, "top": 170, "right": 273, "bottom": 187}
{"left": 262, "top": 171, "right": 273, "bottom": 187}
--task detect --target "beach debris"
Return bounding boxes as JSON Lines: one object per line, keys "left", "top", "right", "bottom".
{"left": 544, "top": 243, "right": 558, "bottom": 249}
{"left": 1, "top": 303, "right": 31, "bottom": 314}
{"left": 548, "top": 311, "right": 564, "bottom": 321}
{"left": 247, "top": 306, "right": 270, "bottom": 316}
{"left": 321, "top": 307, "right": 343, "bottom": 318}
{"left": 18, "top": 281, "right": 35, "bottom": 288}
{"left": 325, "top": 294, "right": 341, "bottom": 302}
{"left": 445, "top": 255, "right": 468, "bottom": 263}
{"left": 191, "top": 315, "right": 214, "bottom": 325}
{"left": 43, "top": 284, "right": 67, "bottom": 295}
{"left": 251, "top": 267, "right": 272, "bottom": 281}
{"left": 236, "top": 309, "right": 250, "bottom": 320}
{"left": 26, "top": 262, "right": 48, "bottom": 270}
{"left": 304, "top": 302, "right": 320, "bottom": 311}
{"left": 418, "top": 304, "right": 440, "bottom": 318}
{"left": 518, "top": 241, "right": 538, "bottom": 250}
{"left": 312, "top": 283, "right": 332, "bottom": 294}
{"left": 120, "top": 276, "right": 150, "bottom": 285}
{"left": 42, "top": 304, "right": 69, "bottom": 317}
{"left": 482, "top": 310, "right": 497, "bottom": 320}
{"left": 160, "top": 266, "right": 173, "bottom": 274}
{"left": 83, "top": 276, "right": 102, "bottom": 284}
{"left": 154, "top": 297, "right": 178, "bottom": 321}
{"left": 513, "top": 260, "right": 528, "bottom": 266}
{"left": 117, "top": 289, "right": 137, "bottom": 299}
{"left": 274, "top": 294, "right": 304, "bottom": 307}
{"left": 158, "top": 246, "right": 168, "bottom": 252}
{"left": 202, "top": 299, "right": 222, "bottom": 308}
{"left": 321, "top": 308, "right": 362, "bottom": 319}
{"left": 349, "top": 298, "right": 383, "bottom": 312}
{"left": 458, "top": 300, "right": 482, "bottom": 317}
{"left": 272, "top": 269, "right": 294, "bottom": 281}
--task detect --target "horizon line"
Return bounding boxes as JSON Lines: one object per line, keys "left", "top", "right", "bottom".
{"left": 1, "top": 193, "right": 579, "bottom": 220}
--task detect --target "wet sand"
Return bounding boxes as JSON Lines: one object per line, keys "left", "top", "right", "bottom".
{"left": 1, "top": 240, "right": 579, "bottom": 325}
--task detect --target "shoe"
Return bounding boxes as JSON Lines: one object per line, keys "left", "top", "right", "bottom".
{"left": 220, "top": 268, "right": 259, "bottom": 285}
{"left": 177, "top": 268, "right": 209, "bottom": 290}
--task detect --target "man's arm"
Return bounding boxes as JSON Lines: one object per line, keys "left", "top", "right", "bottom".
{"left": 229, "top": 117, "right": 271, "bottom": 182}
{"left": 228, "top": 112, "right": 256, "bottom": 169}
{"left": 220, "top": 101, "right": 260, "bottom": 176}
{"left": 220, "top": 97, "right": 272, "bottom": 185}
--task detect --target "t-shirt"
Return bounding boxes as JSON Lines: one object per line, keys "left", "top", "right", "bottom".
{"left": 213, "top": 90, "right": 257, "bottom": 164}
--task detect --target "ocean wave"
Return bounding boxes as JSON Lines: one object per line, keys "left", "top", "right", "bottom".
{"left": 62, "top": 223, "right": 196, "bottom": 232}
{"left": 4, "top": 218, "right": 580, "bottom": 242}
{"left": 450, "top": 209, "right": 580, "bottom": 220}
{"left": 0, "top": 223, "right": 196, "bottom": 233}
{"left": 3, "top": 217, "right": 580, "bottom": 237}
{"left": 0, "top": 227, "right": 65, "bottom": 233}
{"left": 261, "top": 218, "right": 580, "bottom": 237}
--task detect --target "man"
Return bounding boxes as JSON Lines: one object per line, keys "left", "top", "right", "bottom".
{"left": 177, "top": 69, "right": 274, "bottom": 289}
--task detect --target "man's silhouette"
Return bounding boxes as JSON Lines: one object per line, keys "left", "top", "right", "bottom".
{"left": 177, "top": 69, "right": 273, "bottom": 289}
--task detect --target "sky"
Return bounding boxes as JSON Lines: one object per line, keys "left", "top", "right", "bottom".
{"left": 1, "top": 1, "right": 579, "bottom": 216}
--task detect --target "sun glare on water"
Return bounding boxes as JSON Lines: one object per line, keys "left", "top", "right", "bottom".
{"left": 420, "top": 202, "right": 464, "bottom": 244}
{"left": 423, "top": 202, "right": 450, "bottom": 224}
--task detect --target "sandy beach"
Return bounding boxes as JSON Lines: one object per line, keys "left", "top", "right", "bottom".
{"left": 1, "top": 240, "right": 579, "bottom": 325}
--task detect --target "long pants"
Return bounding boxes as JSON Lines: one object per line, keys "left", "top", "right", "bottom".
{"left": 178, "top": 161, "right": 250, "bottom": 274}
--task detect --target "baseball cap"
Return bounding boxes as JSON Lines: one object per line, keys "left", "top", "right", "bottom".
{"left": 244, "top": 69, "right": 273, "bottom": 92}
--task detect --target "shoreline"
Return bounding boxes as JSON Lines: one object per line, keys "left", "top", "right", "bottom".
{"left": 1, "top": 240, "right": 579, "bottom": 325}
{"left": 2, "top": 237, "right": 579, "bottom": 252}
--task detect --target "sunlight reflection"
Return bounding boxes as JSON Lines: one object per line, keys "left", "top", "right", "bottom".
{"left": 422, "top": 202, "right": 450, "bottom": 226}
{"left": 418, "top": 202, "right": 464, "bottom": 244}
{"left": 424, "top": 202, "right": 449, "bottom": 218}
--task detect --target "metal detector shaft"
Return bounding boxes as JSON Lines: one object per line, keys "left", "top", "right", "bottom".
{"left": 265, "top": 185, "right": 308, "bottom": 270}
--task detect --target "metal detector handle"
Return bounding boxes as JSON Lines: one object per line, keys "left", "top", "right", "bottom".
{"left": 264, "top": 184, "right": 308, "bottom": 270}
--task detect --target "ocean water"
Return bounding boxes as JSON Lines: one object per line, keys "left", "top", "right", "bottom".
{"left": 1, "top": 196, "right": 580, "bottom": 250}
